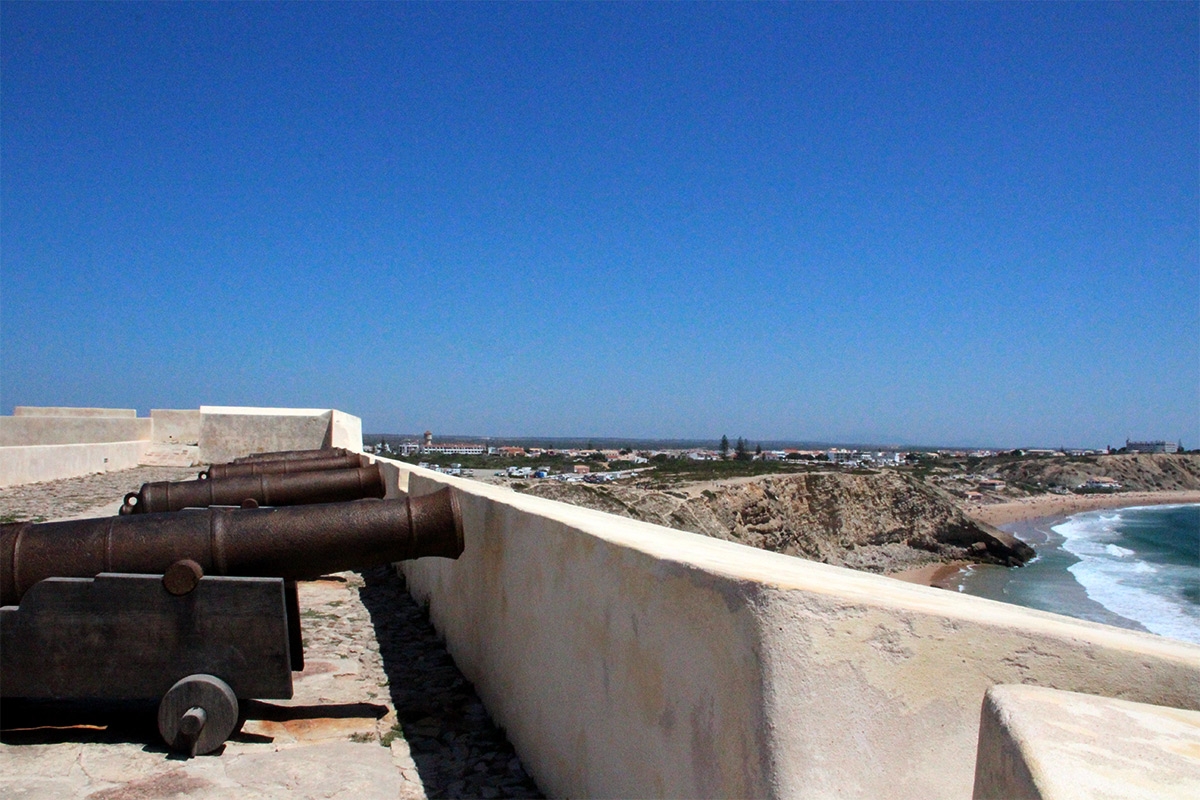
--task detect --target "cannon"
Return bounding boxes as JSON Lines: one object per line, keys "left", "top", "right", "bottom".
{"left": 120, "top": 464, "right": 386, "bottom": 514}
{"left": 201, "top": 452, "right": 366, "bottom": 480}
{"left": 1, "top": 489, "right": 463, "bottom": 756}
{"left": 233, "top": 447, "right": 350, "bottom": 463}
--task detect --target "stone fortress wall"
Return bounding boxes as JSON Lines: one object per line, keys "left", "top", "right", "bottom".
{"left": 0, "top": 405, "right": 363, "bottom": 488}
{"left": 384, "top": 460, "right": 1200, "bottom": 799}
{"left": 2, "top": 406, "right": 1197, "bottom": 797}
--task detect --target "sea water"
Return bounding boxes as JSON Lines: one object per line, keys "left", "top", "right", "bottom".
{"left": 956, "top": 504, "right": 1200, "bottom": 645}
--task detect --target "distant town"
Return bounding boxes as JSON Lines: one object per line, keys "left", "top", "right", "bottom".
{"left": 363, "top": 431, "right": 1186, "bottom": 489}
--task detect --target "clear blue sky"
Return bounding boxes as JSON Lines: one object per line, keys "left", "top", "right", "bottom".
{"left": 2, "top": 2, "right": 1196, "bottom": 448}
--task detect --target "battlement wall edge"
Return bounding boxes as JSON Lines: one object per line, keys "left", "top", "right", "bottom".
{"left": 388, "top": 459, "right": 1200, "bottom": 800}
{"left": 0, "top": 406, "right": 363, "bottom": 486}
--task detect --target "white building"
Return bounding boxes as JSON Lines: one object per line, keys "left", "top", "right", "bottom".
{"left": 1126, "top": 439, "right": 1179, "bottom": 454}
{"left": 424, "top": 443, "right": 486, "bottom": 456}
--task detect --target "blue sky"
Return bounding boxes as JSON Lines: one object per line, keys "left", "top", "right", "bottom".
{"left": 2, "top": 2, "right": 1196, "bottom": 448}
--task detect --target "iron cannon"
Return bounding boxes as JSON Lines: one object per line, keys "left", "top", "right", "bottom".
{"left": 1, "top": 489, "right": 463, "bottom": 756}
{"left": 120, "top": 464, "right": 386, "bottom": 514}
{"left": 201, "top": 452, "right": 366, "bottom": 480}
{"left": 233, "top": 447, "right": 350, "bottom": 463}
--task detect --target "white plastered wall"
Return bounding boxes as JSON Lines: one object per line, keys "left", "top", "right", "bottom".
{"left": 0, "top": 406, "right": 364, "bottom": 486}
{"left": 196, "top": 406, "right": 363, "bottom": 464}
{"left": 328, "top": 410, "right": 364, "bottom": 453}
{"left": 0, "top": 408, "right": 154, "bottom": 487}
{"left": 149, "top": 409, "right": 201, "bottom": 444}
{"left": 0, "top": 441, "right": 149, "bottom": 488}
{"left": 393, "top": 462, "right": 1200, "bottom": 800}
{"left": 0, "top": 415, "right": 151, "bottom": 447}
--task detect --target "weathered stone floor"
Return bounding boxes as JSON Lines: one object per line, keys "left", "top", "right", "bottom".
{"left": 0, "top": 467, "right": 542, "bottom": 799}
{"left": 0, "top": 465, "right": 200, "bottom": 522}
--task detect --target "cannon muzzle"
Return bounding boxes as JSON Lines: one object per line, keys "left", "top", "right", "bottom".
{"left": 1, "top": 488, "right": 463, "bottom": 607}
{"left": 202, "top": 453, "right": 366, "bottom": 480}
{"left": 121, "top": 464, "right": 386, "bottom": 514}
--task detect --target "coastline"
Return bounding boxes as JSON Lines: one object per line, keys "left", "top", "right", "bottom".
{"left": 962, "top": 489, "right": 1200, "bottom": 527}
{"left": 889, "top": 561, "right": 973, "bottom": 589}
{"left": 890, "top": 490, "right": 1200, "bottom": 588}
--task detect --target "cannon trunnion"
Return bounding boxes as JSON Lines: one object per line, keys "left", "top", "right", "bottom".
{"left": 0, "top": 489, "right": 463, "bottom": 756}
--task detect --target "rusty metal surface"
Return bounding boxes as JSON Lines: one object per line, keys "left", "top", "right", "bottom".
{"left": 0, "top": 488, "right": 463, "bottom": 606}
{"left": 1, "top": 574, "right": 294, "bottom": 702}
{"left": 121, "top": 465, "right": 386, "bottom": 514}
{"left": 203, "top": 453, "right": 366, "bottom": 480}
{"left": 234, "top": 447, "right": 350, "bottom": 464}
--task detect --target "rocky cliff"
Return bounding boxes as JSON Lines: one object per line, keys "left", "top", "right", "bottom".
{"left": 519, "top": 470, "right": 1033, "bottom": 573}
{"left": 987, "top": 453, "right": 1200, "bottom": 492}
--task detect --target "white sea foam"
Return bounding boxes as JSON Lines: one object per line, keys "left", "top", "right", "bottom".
{"left": 1054, "top": 509, "right": 1200, "bottom": 645}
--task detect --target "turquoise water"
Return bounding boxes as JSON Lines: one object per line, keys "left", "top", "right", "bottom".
{"left": 955, "top": 504, "right": 1200, "bottom": 645}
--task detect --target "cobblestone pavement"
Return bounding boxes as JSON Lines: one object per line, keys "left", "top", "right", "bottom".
{"left": 0, "top": 467, "right": 543, "bottom": 799}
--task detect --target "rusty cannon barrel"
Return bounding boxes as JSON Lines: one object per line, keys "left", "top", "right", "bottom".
{"left": 1, "top": 488, "right": 463, "bottom": 607}
{"left": 202, "top": 453, "right": 366, "bottom": 480}
{"left": 233, "top": 448, "right": 350, "bottom": 464}
{"left": 120, "top": 464, "right": 386, "bottom": 515}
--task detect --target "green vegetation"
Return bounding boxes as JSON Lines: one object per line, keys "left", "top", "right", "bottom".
{"left": 0, "top": 513, "right": 45, "bottom": 523}
{"left": 634, "top": 458, "right": 820, "bottom": 484}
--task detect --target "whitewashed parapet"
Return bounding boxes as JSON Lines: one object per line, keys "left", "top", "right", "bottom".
{"left": 395, "top": 462, "right": 1200, "bottom": 800}
{"left": 0, "top": 441, "right": 149, "bottom": 488}
{"left": 196, "top": 406, "right": 363, "bottom": 464}
{"left": 13, "top": 407, "right": 136, "bottom": 418}
{"left": 149, "top": 409, "right": 201, "bottom": 445}
{"left": 973, "top": 685, "right": 1200, "bottom": 799}
{"left": 0, "top": 415, "right": 152, "bottom": 447}
{"left": 0, "top": 406, "right": 364, "bottom": 485}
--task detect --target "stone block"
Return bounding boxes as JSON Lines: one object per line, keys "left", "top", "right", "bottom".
{"left": 973, "top": 684, "right": 1200, "bottom": 799}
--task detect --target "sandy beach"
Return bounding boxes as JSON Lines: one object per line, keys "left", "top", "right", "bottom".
{"left": 889, "top": 561, "right": 973, "bottom": 589}
{"left": 962, "top": 490, "right": 1200, "bottom": 527}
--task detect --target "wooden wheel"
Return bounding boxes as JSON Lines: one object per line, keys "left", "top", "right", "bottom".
{"left": 157, "top": 674, "right": 239, "bottom": 756}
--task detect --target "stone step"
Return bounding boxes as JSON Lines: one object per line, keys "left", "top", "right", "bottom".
{"left": 139, "top": 444, "right": 202, "bottom": 467}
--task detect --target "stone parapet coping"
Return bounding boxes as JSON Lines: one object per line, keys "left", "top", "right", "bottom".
{"left": 391, "top": 460, "right": 1200, "bottom": 800}
{"left": 974, "top": 685, "right": 1200, "bottom": 799}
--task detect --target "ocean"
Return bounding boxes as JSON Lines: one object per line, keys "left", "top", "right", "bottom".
{"left": 953, "top": 503, "right": 1200, "bottom": 645}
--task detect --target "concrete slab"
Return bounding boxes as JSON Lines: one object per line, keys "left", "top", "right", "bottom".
{"left": 973, "top": 684, "right": 1200, "bottom": 799}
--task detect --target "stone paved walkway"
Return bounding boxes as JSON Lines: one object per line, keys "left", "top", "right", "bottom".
{"left": 0, "top": 467, "right": 542, "bottom": 799}
{"left": 0, "top": 465, "right": 200, "bottom": 522}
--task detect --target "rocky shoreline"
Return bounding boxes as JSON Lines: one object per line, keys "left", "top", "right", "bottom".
{"left": 519, "top": 470, "right": 1034, "bottom": 574}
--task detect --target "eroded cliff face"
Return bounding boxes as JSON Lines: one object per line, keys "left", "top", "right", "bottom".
{"left": 519, "top": 471, "right": 1032, "bottom": 573}
{"left": 988, "top": 454, "right": 1200, "bottom": 492}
